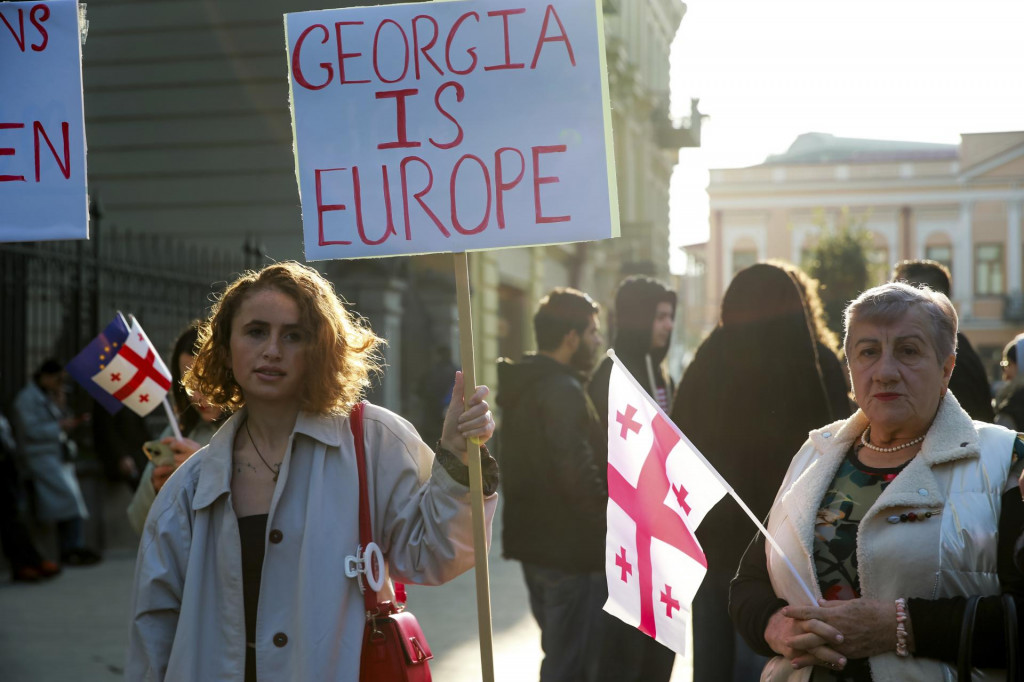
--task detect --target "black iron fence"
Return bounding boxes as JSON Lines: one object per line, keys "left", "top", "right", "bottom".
{"left": 0, "top": 218, "right": 251, "bottom": 409}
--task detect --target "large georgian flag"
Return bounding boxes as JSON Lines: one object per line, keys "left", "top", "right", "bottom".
{"left": 66, "top": 313, "right": 172, "bottom": 417}
{"left": 603, "top": 352, "right": 728, "bottom": 655}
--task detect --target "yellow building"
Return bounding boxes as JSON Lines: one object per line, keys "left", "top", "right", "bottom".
{"left": 695, "top": 131, "right": 1024, "bottom": 368}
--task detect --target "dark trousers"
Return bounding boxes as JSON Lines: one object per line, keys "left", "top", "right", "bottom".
{"left": 522, "top": 563, "right": 604, "bottom": 682}
{"left": 692, "top": 569, "right": 768, "bottom": 682}
{"left": 56, "top": 517, "right": 84, "bottom": 556}
{"left": 0, "top": 456, "right": 44, "bottom": 570}
{"left": 591, "top": 610, "right": 676, "bottom": 682}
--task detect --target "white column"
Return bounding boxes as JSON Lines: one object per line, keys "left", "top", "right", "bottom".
{"left": 954, "top": 202, "right": 974, "bottom": 318}
{"left": 1008, "top": 201, "right": 1022, "bottom": 297}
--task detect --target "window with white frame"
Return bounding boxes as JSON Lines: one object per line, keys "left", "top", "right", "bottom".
{"left": 925, "top": 245, "right": 953, "bottom": 275}
{"left": 975, "top": 244, "right": 1005, "bottom": 295}
{"left": 732, "top": 249, "right": 757, "bottom": 276}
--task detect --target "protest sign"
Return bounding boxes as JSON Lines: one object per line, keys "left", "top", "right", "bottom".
{"left": 0, "top": 0, "right": 88, "bottom": 242}
{"left": 285, "top": 0, "right": 618, "bottom": 260}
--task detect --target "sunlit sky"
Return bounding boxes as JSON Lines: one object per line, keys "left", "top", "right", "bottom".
{"left": 668, "top": 0, "right": 1024, "bottom": 272}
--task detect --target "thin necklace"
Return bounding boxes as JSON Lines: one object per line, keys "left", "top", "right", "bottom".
{"left": 244, "top": 419, "right": 280, "bottom": 481}
{"left": 860, "top": 426, "right": 925, "bottom": 453}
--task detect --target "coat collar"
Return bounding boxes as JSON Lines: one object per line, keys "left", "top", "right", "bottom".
{"left": 779, "top": 392, "right": 978, "bottom": 562}
{"left": 191, "top": 408, "right": 349, "bottom": 510}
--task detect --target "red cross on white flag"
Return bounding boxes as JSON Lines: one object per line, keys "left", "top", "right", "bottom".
{"left": 603, "top": 353, "right": 728, "bottom": 655}
{"left": 89, "top": 319, "right": 172, "bottom": 417}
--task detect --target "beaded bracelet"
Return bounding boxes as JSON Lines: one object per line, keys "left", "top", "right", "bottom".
{"left": 895, "top": 597, "right": 909, "bottom": 657}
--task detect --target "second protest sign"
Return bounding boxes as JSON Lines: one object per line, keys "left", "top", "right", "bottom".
{"left": 285, "top": 0, "right": 618, "bottom": 260}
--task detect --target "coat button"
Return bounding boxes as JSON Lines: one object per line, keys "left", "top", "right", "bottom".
{"left": 269, "top": 529, "right": 283, "bottom": 544}
{"left": 918, "top": 488, "right": 928, "bottom": 496}
{"left": 273, "top": 632, "right": 288, "bottom": 647}
{"left": 822, "top": 432, "right": 831, "bottom": 438}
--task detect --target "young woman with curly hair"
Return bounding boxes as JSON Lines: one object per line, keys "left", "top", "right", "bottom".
{"left": 126, "top": 262, "right": 498, "bottom": 682}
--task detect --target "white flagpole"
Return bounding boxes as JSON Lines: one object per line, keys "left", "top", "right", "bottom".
{"left": 162, "top": 397, "right": 184, "bottom": 442}
{"left": 607, "top": 350, "right": 817, "bottom": 606}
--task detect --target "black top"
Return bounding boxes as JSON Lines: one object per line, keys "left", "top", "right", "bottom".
{"left": 238, "top": 514, "right": 268, "bottom": 682}
{"left": 670, "top": 319, "right": 852, "bottom": 576}
{"left": 950, "top": 332, "right": 995, "bottom": 422}
{"left": 496, "top": 354, "right": 607, "bottom": 572}
{"left": 730, "top": 443, "right": 1024, "bottom": 670}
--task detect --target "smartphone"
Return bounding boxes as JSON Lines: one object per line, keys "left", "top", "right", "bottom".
{"left": 142, "top": 440, "right": 176, "bottom": 467}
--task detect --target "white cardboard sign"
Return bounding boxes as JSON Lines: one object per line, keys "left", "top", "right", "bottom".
{"left": 285, "top": 0, "right": 618, "bottom": 260}
{"left": 0, "top": 0, "right": 88, "bottom": 243}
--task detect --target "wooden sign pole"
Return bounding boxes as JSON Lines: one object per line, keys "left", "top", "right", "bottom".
{"left": 452, "top": 251, "right": 496, "bottom": 682}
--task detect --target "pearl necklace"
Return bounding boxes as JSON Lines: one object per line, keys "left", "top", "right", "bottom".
{"left": 860, "top": 427, "right": 925, "bottom": 453}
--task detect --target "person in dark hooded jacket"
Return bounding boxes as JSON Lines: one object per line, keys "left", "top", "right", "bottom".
{"left": 673, "top": 263, "right": 850, "bottom": 682}
{"left": 587, "top": 275, "right": 679, "bottom": 682}
{"left": 497, "top": 287, "right": 608, "bottom": 682}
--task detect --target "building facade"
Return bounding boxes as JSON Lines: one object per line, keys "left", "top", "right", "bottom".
{"left": 692, "top": 131, "right": 1024, "bottom": 371}
{"left": 59, "top": 0, "right": 694, "bottom": 425}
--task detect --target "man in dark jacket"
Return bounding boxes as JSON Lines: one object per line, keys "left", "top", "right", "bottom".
{"left": 892, "top": 260, "right": 994, "bottom": 421}
{"left": 587, "top": 276, "right": 677, "bottom": 682}
{"left": 497, "top": 287, "right": 607, "bottom": 682}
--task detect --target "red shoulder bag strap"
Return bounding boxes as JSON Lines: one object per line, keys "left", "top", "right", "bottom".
{"left": 350, "top": 402, "right": 379, "bottom": 615}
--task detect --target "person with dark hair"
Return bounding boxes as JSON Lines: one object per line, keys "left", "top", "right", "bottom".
{"left": 125, "top": 321, "right": 228, "bottom": 534}
{"left": 994, "top": 333, "right": 1024, "bottom": 430}
{"left": 586, "top": 275, "right": 678, "bottom": 681}
{"left": 127, "top": 262, "right": 497, "bottom": 681}
{"left": 671, "top": 263, "right": 851, "bottom": 682}
{"left": 497, "top": 287, "right": 608, "bottom": 682}
{"left": 892, "top": 259, "right": 994, "bottom": 422}
{"left": 12, "top": 359, "right": 100, "bottom": 567}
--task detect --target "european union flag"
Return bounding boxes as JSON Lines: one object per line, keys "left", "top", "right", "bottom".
{"left": 66, "top": 313, "right": 131, "bottom": 414}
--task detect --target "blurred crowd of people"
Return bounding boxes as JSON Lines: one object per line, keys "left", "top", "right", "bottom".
{"left": 2, "top": 256, "right": 1022, "bottom": 682}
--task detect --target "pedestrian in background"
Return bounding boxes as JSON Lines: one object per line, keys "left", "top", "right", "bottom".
{"left": 12, "top": 359, "right": 100, "bottom": 567}
{"left": 126, "top": 321, "right": 227, "bottom": 535}
{"left": 671, "top": 263, "right": 850, "bottom": 682}
{"left": 127, "top": 262, "right": 497, "bottom": 682}
{"left": 994, "top": 333, "right": 1024, "bottom": 430}
{"left": 0, "top": 403, "right": 61, "bottom": 582}
{"left": 892, "top": 259, "right": 995, "bottom": 422}
{"left": 587, "top": 275, "right": 678, "bottom": 681}
{"left": 497, "top": 288, "right": 607, "bottom": 682}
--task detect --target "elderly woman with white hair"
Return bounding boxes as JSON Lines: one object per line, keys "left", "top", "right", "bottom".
{"left": 730, "top": 282, "right": 1024, "bottom": 681}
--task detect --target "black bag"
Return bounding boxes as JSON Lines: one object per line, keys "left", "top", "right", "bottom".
{"left": 957, "top": 594, "right": 1019, "bottom": 682}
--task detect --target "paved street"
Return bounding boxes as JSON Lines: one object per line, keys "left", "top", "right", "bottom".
{"left": 0, "top": 501, "right": 692, "bottom": 681}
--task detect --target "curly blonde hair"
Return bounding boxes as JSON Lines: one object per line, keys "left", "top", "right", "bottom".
{"left": 185, "top": 261, "right": 383, "bottom": 415}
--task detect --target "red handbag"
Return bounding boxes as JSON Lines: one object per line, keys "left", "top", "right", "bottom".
{"left": 351, "top": 403, "right": 433, "bottom": 682}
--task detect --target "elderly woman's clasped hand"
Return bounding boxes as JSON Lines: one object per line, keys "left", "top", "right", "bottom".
{"left": 765, "top": 603, "right": 847, "bottom": 671}
{"left": 780, "top": 598, "right": 910, "bottom": 669}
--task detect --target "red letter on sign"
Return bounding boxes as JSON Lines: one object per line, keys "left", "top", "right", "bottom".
{"left": 494, "top": 146, "right": 525, "bottom": 229}
{"left": 292, "top": 24, "right": 333, "bottom": 90}
{"left": 484, "top": 9, "right": 525, "bottom": 71}
{"left": 532, "top": 145, "right": 569, "bottom": 224}
{"left": 315, "top": 168, "right": 352, "bottom": 246}
{"left": 33, "top": 121, "right": 70, "bottom": 181}
{"left": 530, "top": 5, "right": 576, "bottom": 69}
{"left": 29, "top": 3, "right": 48, "bottom": 51}
{"left": 0, "top": 9, "right": 26, "bottom": 52}
{"left": 376, "top": 89, "right": 421, "bottom": 150}
{"left": 430, "top": 82, "right": 464, "bottom": 150}
{"left": 334, "top": 21, "right": 371, "bottom": 84}
{"left": 352, "top": 164, "right": 398, "bottom": 245}
{"left": 450, "top": 154, "right": 491, "bottom": 235}
{"left": 401, "top": 156, "right": 450, "bottom": 240}
{"left": 0, "top": 123, "right": 26, "bottom": 182}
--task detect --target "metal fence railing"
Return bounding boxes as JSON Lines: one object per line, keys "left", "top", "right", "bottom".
{"left": 0, "top": 211, "right": 251, "bottom": 410}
